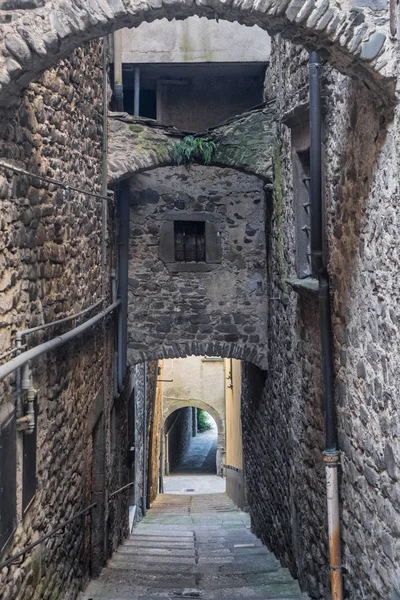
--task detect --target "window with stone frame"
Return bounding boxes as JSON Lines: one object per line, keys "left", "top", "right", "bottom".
{"left": 291, "top": 122, "right": 312, "bottom": 279}
{"left": 158, "top": 213, "right": 222, "bottom": 272}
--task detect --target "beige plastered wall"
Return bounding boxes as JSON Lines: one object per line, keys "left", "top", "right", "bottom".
{"left": 161, "top": 356, "right": 226, "bottom": 474}
{"left": 225, "top": 358, "right": 243, "bottom": 470}
{"left": 118, "top": 17, "right": 271, "bottom": 64}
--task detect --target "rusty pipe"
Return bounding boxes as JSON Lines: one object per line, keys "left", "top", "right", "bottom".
{"left": 324, "top": 451, "right": 343, "bottom": 599}
{"left": 310, "top": 51, "right": 344, "bottom": 599}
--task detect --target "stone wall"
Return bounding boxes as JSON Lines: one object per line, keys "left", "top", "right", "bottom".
{"left": 165, "top": 407, "right": 193, "bottom": 473}
{"left": 126, "top": 165, "right": 268, "bottom": 369}
{"left": 129, "top": 361, "right": 160, "bottom": 521}
{"left": 240, "top": 33, "right": 400, "bottom": 600}
{"left": 0, "top": 41, "right": 124, "bottom": 600}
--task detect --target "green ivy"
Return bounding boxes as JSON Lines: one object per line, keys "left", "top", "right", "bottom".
{"left": 173, "top": 136, "right": 216, "bottom": 166}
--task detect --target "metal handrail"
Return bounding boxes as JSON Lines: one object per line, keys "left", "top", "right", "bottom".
{"left": 108, "top": 482, "right": 134, "bottom": 500}
{"left": 0, "top": 481, "right": 135, "bottom": 570}
{"left": 0, "top": 502, "right": 97, "bottom": 570}
{"left": 0, "top": 300, "right": 121, "bottom": 382}
{"left": 0, "top": 345, "right": 27, "bottom": 362}
{"left": 16, "top": 298, "right": 103, "bottom": 339}
{"left": 165, "top": 412, "right": 181, "bottom": 436}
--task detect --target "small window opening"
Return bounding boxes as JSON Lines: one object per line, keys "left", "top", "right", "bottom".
{"left": 294, "top": 147, "right": 311, "bottom": 278}
{"left": 174, "top": 221, "right": 206, "bottom": 263}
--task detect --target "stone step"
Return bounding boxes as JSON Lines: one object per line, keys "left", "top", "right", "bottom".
{"left": 81, "top": 493, "right": 307, "bottom": 600}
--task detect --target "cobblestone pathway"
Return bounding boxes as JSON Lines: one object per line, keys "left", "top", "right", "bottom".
{"left": 82, "top": 494, "right": 307, "bottom": 600}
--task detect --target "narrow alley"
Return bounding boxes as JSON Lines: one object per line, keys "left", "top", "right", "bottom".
{"left": 1, "top": 2, "right": 400, "bottom": 600}
{"left": 82, "top": 493, "right": 306, "bottom": 600}
{"left": 169, "top": 420, "right": 218, "bottom": 475}
{"left": 164, "top": 421, "right": 226, "bottom": 495}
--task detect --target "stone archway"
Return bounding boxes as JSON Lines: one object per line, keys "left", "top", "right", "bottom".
{"left": 131, "top": 340, "right": 268, "bottom": 371}
{"left": 163, "top": 400, "right": 223, "bottom": 433}
{"left": 162, "top": 398, "right": 226, "bottom": 476}
{"left": 109, "top": 106, "right": 275, "bottom": 184}
{"left": 0, "top": 0, "right": 395, "bottom": 108}
{"left": 124, "top": 163, "right": 270, "bottom": 371}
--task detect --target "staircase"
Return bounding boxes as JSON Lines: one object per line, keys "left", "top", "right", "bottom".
{"left": 82, "top": 493, "right": 307, "bottom": 599}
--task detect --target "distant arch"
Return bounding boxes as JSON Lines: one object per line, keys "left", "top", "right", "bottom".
{"left": 163, "top": 400, "right": 224, "bottom": 436}
{"left": 0, "top": 0, "right": 395, "bottom": 108}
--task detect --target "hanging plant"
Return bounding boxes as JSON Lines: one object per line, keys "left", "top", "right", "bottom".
{"left": 173, "top": 136, "right": 216, "bottom": 166}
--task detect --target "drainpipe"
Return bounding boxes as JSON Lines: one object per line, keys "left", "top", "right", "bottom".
{"left": 101, "top": 36, "right": 109, "bottom": 300}
{"left": 309, "top": 51, "right": 343, "bottom": 600}
{"left": 117, "top": 186, "right": 129, "bottom": 391}
{"left": 159, "top": 427, "right": 164, "bottom": 493}
{"left": 142, "top": 361, "right": 148, "bottom": 517}
{"left": 0, "top": 301, "right": 120, "bottom": 382}
{"left": 134, "top": 67, "right": 140, "bottom": 116}
{"left": 113, "top": 30, "right": 124, "bottom": 112}
{"left": 16, "top": 364, "right": 36, "bottom": 433}
{"left": 146, "top": 362, "right": 159, "bottom": 508}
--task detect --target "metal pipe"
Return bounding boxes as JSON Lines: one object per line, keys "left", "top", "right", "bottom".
{"left": 147, "top": 362, "right": 159, "bottom": 508}
{"left": 15, "top": 336, "right": 23, "bottom": 418}
{"left": 142, "top": 361, "right": 147, "bottom": 516}
{"left": 111, "top": 270, "right": 119, "bottom": 397}
{"left": 16, "top": 386, "right": 36, "bottom": 434}
{"left": 0, "top": 502, "right": 97, "bottom": 570}
{"left": 16, "top": 298, "right": 103, "bottom": 340}
{"left": 159, "top": 427, "right": 164, "bottom": 493}
{"left": 117, "top": 187, "right": 129, "bottom": 390}
{"left": 309, "top": 51, "right": 323, "bottom": 278}
{"left": 0, "top": 158, "right": 111, "bottom": 201}
{"left": 108, "top": 481, "right": 134, "bottom": 500}
{"left": 309, "top": 51, "right": 343, "bottom": 600}
{"left": 134, "top": 67, "right": 140, "bottom": 116}
{"left": 101, "top": 36, "right": 109, "bottom": 299}
{"left": 113, "top": 30, "right": 124, "bottom": 111}
{"left": 0, "top": 301, "right": 120, "bottom": 382}
{"left": 0, "top": 344, "right": 26, "bottom": 362}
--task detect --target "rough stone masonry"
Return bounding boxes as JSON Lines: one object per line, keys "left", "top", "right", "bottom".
{"left": 0, "top": 40, "right": 125, "bottom": 600}
{"left": 124, "top": 165, "right": 269, "bottom": 369}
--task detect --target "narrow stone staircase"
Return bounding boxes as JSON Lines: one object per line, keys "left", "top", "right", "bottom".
{"left": 82, "top": 493, "right": 307, "bottom": 600}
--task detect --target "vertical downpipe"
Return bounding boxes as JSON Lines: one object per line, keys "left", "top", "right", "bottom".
{"left": 134, "top": 67, "right": 140, "bottom": 116}
{"left": 309, "top": 51, "right": 343, "bottom": 600}
{"left": 101, "top": 36, "right": 109, "bottom": 300}
{"left": 117, "top": 186, "right": 129, "bottom": 390}
{"left": 113, "top": 30, "right": 124, "bottom": 112}
{"left": 101, "top": 35, "right": 109, "bottom": 562}
{"left": 142, "top": 361, "right": 147, "bottom": 517}
{"left": 147, "top": 363, "right": 159, "bottom": 508}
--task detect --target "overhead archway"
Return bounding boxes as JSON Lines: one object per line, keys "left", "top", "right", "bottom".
{"left": 124, "top": 164, "right": 270, "bottom": 371}
{"left": 109, "top": 106, "right": 275, "bottom": 185}
{"left": 0, "top": 0, "right": 395, "bottom": 108}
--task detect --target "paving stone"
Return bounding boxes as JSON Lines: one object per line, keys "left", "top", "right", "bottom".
{"left": 81, "top": 493, "right": 306, "bottom": 600}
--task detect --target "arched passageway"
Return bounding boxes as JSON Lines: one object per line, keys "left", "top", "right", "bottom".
{"left": 160, "top": 355, "right": 226, "bottom": 481}
{"left": 0, "top": 2, "right": 399, "bottom": 599}
{"left": 0, "top": 0, "right": 395, "bottom": 108}
{"left": 163, "top": 408, "right": 221, "bottom": 486}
